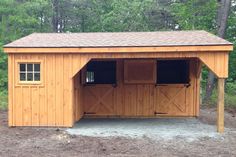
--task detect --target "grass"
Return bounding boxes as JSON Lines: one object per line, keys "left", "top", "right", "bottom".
{"left": 201, "top": 82, "right": 236, "bottom": 112}
{"left": 0, "top": 91, "right": 7, "bottom": 110}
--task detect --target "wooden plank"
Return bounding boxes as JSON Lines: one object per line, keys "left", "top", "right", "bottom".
{"left": 14, "top": 87, "right": 23, "bottom": 126}
{"left": 189, "top": 59, "right": 196, "bottom": 116}
{"left": 63, "top": 54, "right": 72, "bottom": 126}
{"left": 143, "top": 85, "right": 152, "bottom": 116}
{"left": 137, "top": 85, "right": 144, "bottom": 116}
{"left": 39, "top": 86, "right": 47, "bottom": 126}
{"left": 31, "top": 86, "right": 39, "bottom": 126}
{"left": 124, "top": 85, "right": 137, "bottom": 116}
{"left": 39, "top": 55, "right": 47, "bottom": 126}
{"left": 4, "top": 45, "right": 233, "bottom": 53}
{"left": 22, "top": 86, "right": 31, "bottom": 126}
{"left": 217, "top": 78, "right": 225, "bottom": 133}
{"left": 47, "top": 54, "right": 56, "bottom": 126}
{"left": 8, "top": 54, "right": 13, "bottom": 126}
{"left": 114, "top": 59, "right": 124, "bottom": 116}
{"left": 69, "top": 54, "right": 74, "bottom": 126}
{"left": 73, "top": 72, "right": 82, "bottom": 121}
{"left": 55, "top": 54, "right": 64, "bottom": 126}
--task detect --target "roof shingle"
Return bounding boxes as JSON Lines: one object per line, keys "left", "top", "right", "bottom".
{"left": 4, "top": 30, "right": 232, "bottom": 48}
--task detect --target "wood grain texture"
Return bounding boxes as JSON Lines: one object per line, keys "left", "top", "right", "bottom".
{"left": 82, "top": 59, "right": 198, "bottom": 117}
{"left": 7, "top": 50, "right": 228, "bottom": 127}
{"left": 124, "top": 60, "right": 156, "bottom": 84}
{"left": 8, "top": 54, "right": 89, "bottom": 127}
{"left": 217, "top": 78, "right": 225, "bottom": 133}
{"left": 3, "top": 45, "right": 233, "bottom": 53}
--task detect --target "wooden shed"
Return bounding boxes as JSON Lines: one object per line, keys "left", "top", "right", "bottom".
{"left": 4, "top": 31, "right": 233, "bottom": 132}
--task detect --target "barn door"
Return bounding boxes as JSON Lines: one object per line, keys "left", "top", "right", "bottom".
{"left": 155, "top": 85, "right": 188, "bottom": 116}
{"left": 83, "top": 85, "right": 116, "bottom": 116}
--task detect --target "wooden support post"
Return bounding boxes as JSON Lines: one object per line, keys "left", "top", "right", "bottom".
{"left": 217, "top": 78, "right": 225, "bottom": 133}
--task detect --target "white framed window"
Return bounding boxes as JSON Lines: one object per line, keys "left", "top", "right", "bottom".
{"left": 19, "top": 63, "right": 41, "bottom": 82}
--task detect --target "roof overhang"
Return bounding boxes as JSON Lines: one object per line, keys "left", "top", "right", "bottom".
{"left": 3, "top": 45, "right": 233, "bottom": 53}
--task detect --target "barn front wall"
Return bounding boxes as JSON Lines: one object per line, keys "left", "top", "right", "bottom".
{"left": 81, "top": 59, "right": 200, "bottom": 117}
{"left": 7, "top": 51, "right": 228, "bottom": 127}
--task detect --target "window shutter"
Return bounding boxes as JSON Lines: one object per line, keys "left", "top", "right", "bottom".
{"left": 124, "top": 60, "right": 156, "bottom": 84}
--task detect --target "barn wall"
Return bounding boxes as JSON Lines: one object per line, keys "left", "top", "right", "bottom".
{"left": 8, "top": 53, "right": 89, "bottom": 127}
{"left": 8, "top": 51, "right": 220, "bottom": 126}
{"left": 82, "top": 59, "right": 201, "bottom": 117}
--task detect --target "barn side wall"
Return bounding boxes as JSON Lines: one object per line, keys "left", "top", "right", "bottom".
{"left": 8, "top": 53, "right": 88, "bottom": 127}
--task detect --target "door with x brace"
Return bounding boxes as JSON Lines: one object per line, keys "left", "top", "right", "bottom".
{"left": 155, "top": 85, "right": 188, "bottom": 116}
{"left": 83, "top": 85, "right": 115, "bottom": 116}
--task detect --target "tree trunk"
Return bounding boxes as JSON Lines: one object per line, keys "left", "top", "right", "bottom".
{"left": 204, "top": 0, "right": 231, "bottom": 103}
{"left": 52, "top": 0, "right": 59, "bottom": 32}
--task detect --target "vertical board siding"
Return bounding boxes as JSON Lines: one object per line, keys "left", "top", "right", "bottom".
{"left": 31, "top": 86, "right": 39, "bottom": 126}
{"left": 198, "top": 52, "right": 229, "bottom": 78}
{"left": 47, "top": 54, "right": 56, "bottom": 126}
{"left": 8, "top": 51, "right": 227, "bottom": 126}
{"left": 82, "top": 59, "right": 198, "bottom": 117}
{"left": 9, "top": 54, "right": 84, "bottom": 127}
{"left": 82, "top": 59, "right": 199, "bottom": 117}
{"left": 55, "top": 54, "right": 64, "bottom": 126}
{"left": 8, "top": 54, "right": 13, "bottom": 126}
{"left": 63, "top": 54, "right": 73, "bottom": 126}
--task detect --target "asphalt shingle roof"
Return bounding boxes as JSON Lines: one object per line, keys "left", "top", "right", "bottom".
{"left": 4, "top": 30, "right": 232, "bottom": 48}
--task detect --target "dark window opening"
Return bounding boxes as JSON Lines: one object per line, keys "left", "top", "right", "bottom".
{"left": 157, "top": 60, "right": 189, "bottom": 84}
{"left": 85, "top": 61, "right": 116, "bottom": 84}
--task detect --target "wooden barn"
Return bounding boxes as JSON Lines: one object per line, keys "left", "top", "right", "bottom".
{"left": 4, "top": 31, "right": 233, "bottom": 132}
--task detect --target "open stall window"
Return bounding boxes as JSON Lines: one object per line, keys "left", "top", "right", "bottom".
{"left": 157, "top": 60, "right": 189, "bottom": 84}
{"left": 85, "top": 61, "right": 116, "bottom": 84}
{"left": 19, "top": 63, "right": 41, "bottom": 82}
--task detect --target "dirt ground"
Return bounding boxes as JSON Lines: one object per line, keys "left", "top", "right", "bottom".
{"left": 1, "top": 109, "right": 236, "bottom": 157}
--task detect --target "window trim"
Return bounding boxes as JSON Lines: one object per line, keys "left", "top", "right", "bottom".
{"left": 15, "top": 60, "right": 44, "bottom": 86}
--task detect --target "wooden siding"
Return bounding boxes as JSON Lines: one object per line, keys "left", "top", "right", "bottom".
{"left": 82, "top": 59, "right": 200, "bottom": 117}
{"left": 8, "top": 54, "right": 90, "bottom": 127}
{"left": 74, "top": 72, "right": 83, "bottom": 121}
{"left": 8, "top": 51, "right": 224, "bottom": 127}
{"left": 72, "top": 52, "right": 229, "bottom": 78}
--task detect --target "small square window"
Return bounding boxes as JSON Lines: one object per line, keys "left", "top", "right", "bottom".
{"left": 19, "top": 63, "right": 41, "bottom": 82}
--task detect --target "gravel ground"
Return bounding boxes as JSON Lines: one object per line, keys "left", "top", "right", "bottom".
{"left": 0, "top": 109, "right": 236, "bottom": 157}
{"left": 67, "top": 118, "right": 226, "bottom": 142}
